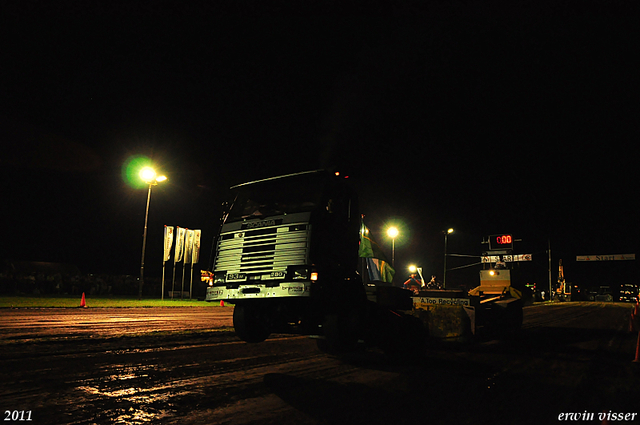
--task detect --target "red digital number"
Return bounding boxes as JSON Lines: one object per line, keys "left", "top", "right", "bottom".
{"left": 496, "top": 235, "right": 512, "bottom": 244}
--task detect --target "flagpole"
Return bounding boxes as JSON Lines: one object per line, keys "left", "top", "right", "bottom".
{"left": 189, "top": 263, "right": 194, "bottom": 299}
{"left": 181, "top": 262, "right": 186, "bottom": 299}
{"left": 362, "top": 256, "right": 367, "bottom": 285}
{"left": 171, "top": 260, "right": 176, "bottom": 299}
{"left": 161, "top": 260, "right": 166, "bottom": 300}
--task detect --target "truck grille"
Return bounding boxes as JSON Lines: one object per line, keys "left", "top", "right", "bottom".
{"left": 214, "top": 223, "right": 309, "bottom": 275}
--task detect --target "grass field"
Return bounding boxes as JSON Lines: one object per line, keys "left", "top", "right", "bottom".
{"left": 0, "top": 295, "right": 225, "bottom": 308}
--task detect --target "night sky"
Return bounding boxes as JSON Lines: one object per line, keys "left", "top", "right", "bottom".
{"left": 2, "top": 2, "right": 638, "bottom": 289}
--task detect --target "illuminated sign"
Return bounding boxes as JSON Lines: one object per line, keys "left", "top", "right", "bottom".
{"left": 482, "top": 254, "right": 532, "bottom": 263}
{"left": 576, "top": 254, "right": 635, "bottom": 261}
{"left": 414, "top": 297, "right": 471, "bottom": 307}
{"left": 488, "top": 234, "right": 513, "bottom": 250}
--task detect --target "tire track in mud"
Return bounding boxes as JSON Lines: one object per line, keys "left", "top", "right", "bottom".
{"left": 469, "top": 302, "right": 638, "bottom": 424}
{"left": 0, "top": 328, "right": 354, "bottom": 425}
{"left": 522, "top": 302, "right": 606, "bottom": 329}
{"left": 2, "top": 304, "right": 637, "bottom": 425}
{"left": 71, "top": 336, "right": 360, "bottom": 425}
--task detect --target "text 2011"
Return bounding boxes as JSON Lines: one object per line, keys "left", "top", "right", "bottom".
{"left": 4, "top": 411, "right": 32, "bottom": 422}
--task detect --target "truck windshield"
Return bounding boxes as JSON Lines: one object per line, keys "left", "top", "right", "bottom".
{"left": 226, "top": 172, "right": 327, "bottom": 222}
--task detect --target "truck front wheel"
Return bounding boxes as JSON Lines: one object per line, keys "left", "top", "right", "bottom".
{"left": 233, "top": 303, "right": 272, "bottom": 343}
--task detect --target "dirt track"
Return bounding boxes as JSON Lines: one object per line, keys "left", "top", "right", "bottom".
{"left": 1, "top": 302, "right": 638, "bottom": 424}
{"left": 0, "top": 307, "right": 234, "bottom": 341}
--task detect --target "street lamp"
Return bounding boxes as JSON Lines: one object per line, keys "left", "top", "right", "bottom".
{"left": 409, "top": 264, "right": 425, "bottom": 287}
{"left": 443, "top": 228, "right": 454, "bottom": 289}
{"left": 387, "top": 226, "right": 399, "bottom": 267}
{"left": 139, "top": 167, "right": 167, "bottom": 299}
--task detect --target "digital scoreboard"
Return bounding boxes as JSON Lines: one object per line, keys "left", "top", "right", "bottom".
{"left": 488, "top": 234, "right": 513, "bottom": 251}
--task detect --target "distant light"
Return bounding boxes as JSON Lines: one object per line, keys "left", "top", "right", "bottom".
{"left": 335, "top": 171, "right": 340, "bottom": 176}
{"left": 447, "top": 228, "right": 454, "bottom": 234}
{"left": 139, "top": 167, "right": 167, "bottom": 185}
{"left": 387, "top": 226, "right": 399, "bottom": 239}
{"left": 140, "top": 167, "right": 156, "bottom": 183}
{"left": 489, "top": 270, "right": 496, "bottom": 276}
{"left": 409, "top": 265, "right": 417, "bottom": 273}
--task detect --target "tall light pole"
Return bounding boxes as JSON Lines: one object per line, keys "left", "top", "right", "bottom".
{"left": 139, "top": 167, "right": 167, "bottom": 299}
{"left": 443, "top": 228, "right": 454, "bottom": 289}
{"left": 387, "top": 226, "right": 399, "bottom": 268}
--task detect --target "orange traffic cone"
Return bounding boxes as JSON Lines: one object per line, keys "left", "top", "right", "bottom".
{"left": 220, "top": 300, "right": 224, "bottom": 307}
{"left": 80, "top": 292, "right": 87, "bottom": 308}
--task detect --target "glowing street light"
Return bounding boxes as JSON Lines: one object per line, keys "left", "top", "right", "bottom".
{"left": 408, "top": 264, "right": 425, "bottom": 287}
{"left": 140, "top": 167, "right": 156, "bottom": 182}
{"left": 138, "top": 167, "right": 167, "bottom": 299}
{"left": 443, "top": 228, "right": 454, "bottom": 289}
{"left": 387, "top": 226, "right": 399, "bottom": 267}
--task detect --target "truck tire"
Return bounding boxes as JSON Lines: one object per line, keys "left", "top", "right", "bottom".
{"left": 379, "top": 312, "right": 426, "bottom": 362}
{"left": 317, "top": 312, "right": 361, "bottom": 354}
{"left": 506, "top": 302, "right": 523, "bottom": 335}
{"left": 233, "top": 303, "right": 271, "bottom": 343}
{"left": 491, "top": 301, "right": 523, "bottom": 338}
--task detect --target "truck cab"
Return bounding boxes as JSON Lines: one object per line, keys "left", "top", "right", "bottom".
{"left": 205, "top": 170, "right": 363, "bottom": 343}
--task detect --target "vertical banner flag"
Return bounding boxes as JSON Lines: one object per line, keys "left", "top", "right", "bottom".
{"left": 359, "top": 221, "right": 395, "bottom": 283}
{"left": 181, "top": 228, "right": 192, "bottom": 298}
{"left": 162, "top": 225, "right": 175, "bottom": 300}
{"left": 174, "top": 227, "right": 186, "bottom": 263}
{"left": 163, "top": 226, "right": 174, "bottom": 262}
{"left": 192, "top": 230, "right": 202, "bottom": 264}
{"left": 184, "top": 229, "right": 195, "bottom": 265}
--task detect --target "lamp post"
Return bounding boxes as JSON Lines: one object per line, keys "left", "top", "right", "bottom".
{"left": 443, "top": 228, "right": 454, "bottom": 289}
{"left": 387, "top": 226, "right": 399, "bottom": 267}
{"left": 139, "top": 167, "right": 167, "bottom": 299}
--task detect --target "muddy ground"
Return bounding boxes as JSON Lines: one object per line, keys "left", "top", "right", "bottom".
{"left": 1, "top": 302, "right": 639, "bottom": 424}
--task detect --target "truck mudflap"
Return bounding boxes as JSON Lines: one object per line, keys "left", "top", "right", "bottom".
{"left": 205, "top": 281, "right": 312, "bottom": 302}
